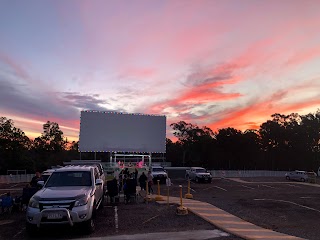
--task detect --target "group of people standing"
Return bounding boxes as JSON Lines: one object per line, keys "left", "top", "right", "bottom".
{"left": 118, "top": 168, "right": 154, "bottom": 194}
{"left": 106, "top": 168, "right": 155, "bottom": 204}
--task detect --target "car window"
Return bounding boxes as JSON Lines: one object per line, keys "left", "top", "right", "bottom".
{"left": 46, "top": 171, "right": 92, "bottom": 187}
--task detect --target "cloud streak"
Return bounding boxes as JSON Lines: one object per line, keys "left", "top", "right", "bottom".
{"left": 1, "top": 1, "right": 320, "bottom": 141}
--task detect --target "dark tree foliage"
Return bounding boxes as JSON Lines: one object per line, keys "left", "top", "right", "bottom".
{"left": 1, "top": 109, "right": 320, "bottom": 172}
{"left": 0, "top": 117, "right": 33, "bottom": 174}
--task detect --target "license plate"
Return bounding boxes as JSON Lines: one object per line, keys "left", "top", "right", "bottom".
{"left": 47, "top": 213, "right": 63, "bottom": 219}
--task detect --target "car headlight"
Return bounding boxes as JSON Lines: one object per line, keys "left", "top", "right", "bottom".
{"left": 28, "top": 197, "right": 40, "bottom": 208}
{"left": 74, "top": 195, "right": 89, "bottom": 207}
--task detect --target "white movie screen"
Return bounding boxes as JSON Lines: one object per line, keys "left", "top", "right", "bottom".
{"left": 79, "top": 111, "right": 166, "bottom": 153}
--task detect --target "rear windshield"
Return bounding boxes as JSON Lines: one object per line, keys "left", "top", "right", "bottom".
{"left": 152, "top": 168, "right": 163, "bottom": 172}
{"left": 45, "top": 171, "right": 92, "bottom": 187}
{"left": 42, "top": 174, "right": 51, "bottom": 183}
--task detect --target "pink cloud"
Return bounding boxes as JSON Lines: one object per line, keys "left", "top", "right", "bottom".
{"left": 286, "top": 46, "right": 320, "bottom": 66}
{"left": 120, "top": 67, "right": 157, "bottom": 78}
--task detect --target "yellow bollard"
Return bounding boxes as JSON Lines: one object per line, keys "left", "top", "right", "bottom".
{"left": 176, "top": 185, "right": 188, "bottom": 215}
{"left": 154, "top": 180, "right": 164, "bottom": 201}
{"left": 185, "top": 179, "right": 193, "bottom": 199}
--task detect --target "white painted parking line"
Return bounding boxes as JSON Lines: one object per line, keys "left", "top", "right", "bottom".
{"left": 10, "top": 183, "right": 20, "bottom": 188}
{"left": 241, "top": 185, "right": 255, "bottom": 190}
{"left": 142, "top": 214, "right": 160, "bottom": 224}
{"left": 114, "top": 206, "right": 119, "bottom": 233}
{"left": 300, "top": 196, "right": 312, "bottom": 199}
{"left": 13, "top": 227, "right": 25, "bottom": 238}
{"left": 0, "top": 193, "right": 6, "bottom": 197}
{"left": 261, "top": 184, "right": 276, "bottom": 189}
{"left": 202, "top": 186, "right": 214, "bottom": 191}
{"left": 0, "top": 220, "right": 14, "bottom": 226}
{"left": 214, "top": 186, "right": 227, "bottom": 192}
{"left": 254, "top": 199, "right": 320, "bottom": 213}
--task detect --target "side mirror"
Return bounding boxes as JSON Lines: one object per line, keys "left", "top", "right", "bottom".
{"left": 37, "top": 181, "right": 44, "bottom": 187}
{"left": 95, "top": 179, "right": 103, "bottom": 186}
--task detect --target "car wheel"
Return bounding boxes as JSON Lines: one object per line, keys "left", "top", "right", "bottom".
{"left": 286, "top": 176, "right": 290, "bottom": 180}
{"left": 195, "top": 177, "right": 199, "bottom": 183}
{"left": 186, "top": 174, "right": 189, "bottom": 180}
{"left": 301, "top": 178, "right": 306, "bottom": 182}
{"left": 83, "top": 218, "right": 95, "bottom": 234}
{"left": 26, "top": 222, "right": 38, "bottom": 236}
{"left": 208, "top": 179, "right": 212, "bottom": 183}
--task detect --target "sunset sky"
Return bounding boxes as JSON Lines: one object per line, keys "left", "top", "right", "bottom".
{"left": 0, "top": 0, "right": 320, "bottom": 142}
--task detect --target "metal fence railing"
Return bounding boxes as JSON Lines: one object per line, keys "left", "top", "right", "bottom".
{"left": 0, "top": 174, "right": 34, "bottom": 184}
{"left": 209, "top": 170, "right": 288, "bottom": 178}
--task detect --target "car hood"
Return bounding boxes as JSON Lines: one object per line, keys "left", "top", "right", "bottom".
{"left": 197, "top": 173, "right": 211, "bottom": 176}
{"left": 152, "top": 172, "right": 167, "bottom": 175}
{"left": 35, "top": 186, "right": 92, "bottom": 200}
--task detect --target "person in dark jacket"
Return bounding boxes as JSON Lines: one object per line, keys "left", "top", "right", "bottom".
{"left": 107, "top": 178, "right": 118, "bottom": 203}
{"left": 138, "top": 172, "right": 147, "bottom": 190}
{"left": 30, "top": 171, "right": 41, "bottom": 188}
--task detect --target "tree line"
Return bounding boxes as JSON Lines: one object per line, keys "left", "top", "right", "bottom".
{"left": 0, "top": 110, "right": 319, "bottom": 174}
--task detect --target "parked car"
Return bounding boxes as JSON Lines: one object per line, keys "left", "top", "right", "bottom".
{"left": 150, "top": 165, "right": 168, "bottom": 184}
{"left": 285, "top": 170, "right": 310, "bottom": 182}
{"left": 26, "top": 165, "right": 104, "bottom": 235}
{"left": 186, "top": 167, "right": 212, "bottom": 183}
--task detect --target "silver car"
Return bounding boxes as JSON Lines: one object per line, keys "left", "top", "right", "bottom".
{"left": 285, "top": 170, "right": 309, "bottom": 182}
{"left": 26, "top": 165, "right": 104, "bottom": 235}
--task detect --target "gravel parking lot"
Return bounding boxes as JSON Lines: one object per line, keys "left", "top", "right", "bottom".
{"left": 168, "top": 177, "right": 320, "bottom": 240}
{"left": 0, "top": 182, "right": 240, "bottom": 240}
{"left": 2, "top": 176, "right": 319, "bottom": 240}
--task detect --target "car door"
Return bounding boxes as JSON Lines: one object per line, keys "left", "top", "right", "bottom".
{"left": 94, "top": 168, "right": 103, "bottom": 202}
{"left": 291, "top": 171, "right": 297, "bottom": 180}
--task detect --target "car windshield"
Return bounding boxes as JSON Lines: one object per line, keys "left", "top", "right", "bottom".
{"left": 152, "top": 168, "right": 163, "bottom": 172}
{"left": 196, "top": 169, "right": 206, "bottom": 173}
{"left": 45, "top": 171, "right": 92, "bottom": 187}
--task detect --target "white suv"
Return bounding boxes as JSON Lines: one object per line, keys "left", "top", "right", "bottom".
{"left": 26, "top": 165, "right": 104, "bottom": 235}
{"left": 151, "top": 166, "right": 168, "bottom": 184}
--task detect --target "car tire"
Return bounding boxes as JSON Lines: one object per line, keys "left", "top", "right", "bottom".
{"left": 83, "top": 218, "right": 95, "bottom": 234}
{"left": 186, "top": 174, "right": 189, "bottom": 180}
{"left": 286, "top": 176, "right": 290, "bottom": 180}
{"left": 301, "top": 178, "right": 306, "bottom": 182}
{"left": 195, "top": 177, "right": 199, "bottom": 183}
{"left": 26, "top": 222, "right": 38, "bottom": 236}
{"left": 208, "top": 179, "right": 212, "bottom": 183}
